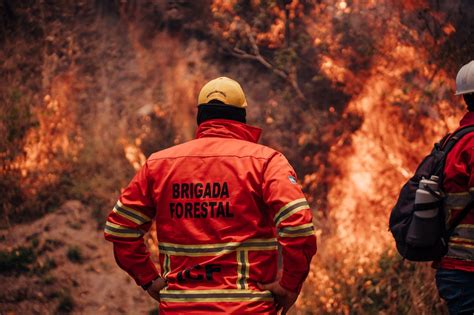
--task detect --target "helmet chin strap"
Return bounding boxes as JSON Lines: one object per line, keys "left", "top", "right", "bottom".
{"left": 464, "top": 93, "right": 474, "bottom": 111}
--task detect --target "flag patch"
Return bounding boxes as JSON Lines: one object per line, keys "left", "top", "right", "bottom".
{"left": 288, "top": 175, "right": 297, "bottom": 184}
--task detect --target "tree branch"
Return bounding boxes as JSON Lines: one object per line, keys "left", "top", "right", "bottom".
{"left": 226, "top": 21, "right": 306, "bottom": 102}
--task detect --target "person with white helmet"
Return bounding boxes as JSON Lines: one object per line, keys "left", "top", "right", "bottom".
{"left": 435, "top": 60, "right": 474, "bottom": 315}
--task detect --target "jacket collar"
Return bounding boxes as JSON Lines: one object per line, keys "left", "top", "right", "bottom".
{"left": 195, "top": 119, "right": 262, "bottom": 143}
{"left": 459, "top": 112, "right": 474, "bottom": 127}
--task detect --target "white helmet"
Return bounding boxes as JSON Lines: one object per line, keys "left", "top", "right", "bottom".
{"left": 455, "top": 60, "right": 474, "bottom": 95}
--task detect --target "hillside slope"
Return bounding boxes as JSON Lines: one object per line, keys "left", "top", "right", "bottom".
{"left": 0, "top": 201, "right": 157, "bottom": 314}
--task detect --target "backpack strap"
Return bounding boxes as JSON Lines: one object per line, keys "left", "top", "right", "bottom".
{"left": 441, "top": 125, "right": 474, "bottom": 152}
{"left": 437, "top": 132, "right": 452, "bottom": 149}
{"left": 441, "top": 125, "right": 474, "bottom": 239}
{"left": 433, "top": 125, "right": 474, "bottom": 176}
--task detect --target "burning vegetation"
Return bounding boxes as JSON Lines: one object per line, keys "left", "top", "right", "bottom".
{"left": 1, "top": 0, "right": 473, "bottom": 314}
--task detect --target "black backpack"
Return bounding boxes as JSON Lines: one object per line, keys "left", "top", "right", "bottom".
{"left": 389, "top": 125, "right": 474, "bottom": 261}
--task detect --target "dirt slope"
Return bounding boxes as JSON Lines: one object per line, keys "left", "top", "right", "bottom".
{"left": 0, "top": 201, "right": 157, "bottom": 315}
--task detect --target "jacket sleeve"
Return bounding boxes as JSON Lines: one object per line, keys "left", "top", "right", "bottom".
{"left": 466, "top": 146, "right": 474, "bottom": 189}
{"left": 262, "top": 152, "right": 317, "bottom": 293}
{"left": 104, "top": 161, "right": 159, "bottom": 286}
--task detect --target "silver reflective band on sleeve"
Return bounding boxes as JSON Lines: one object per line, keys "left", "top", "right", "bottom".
{"left": 274, "top": 198, "right": 310, "bottom": 227}
{"left": 451, "top": 224, "right": 474, "bottom": 239}
{"left": 446, "top": 224, "right": 474, "bottom": 259}
{"left": 159, "top": 289, "right": 274, "bottom": 303}
{"left": 104, "top": 221, "right": 143, "bottom": 238}
{"left": 113, "top": 200, "right": 151, "bottom": 225}
{"left": 158, "top": 238, "right": 278, "bottom": 257}
{"left": 278, "top": 223, "right": 315, "bottom": 238}
{"left": 444, "top": 192, "right": 471, "bottom": 209}
{"left": 446, "top": 242, "right": 474, "bottom": 259}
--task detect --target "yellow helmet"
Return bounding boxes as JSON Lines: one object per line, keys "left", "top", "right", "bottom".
{"left": 198, "top": 77, "right": 248, "bottom": 108}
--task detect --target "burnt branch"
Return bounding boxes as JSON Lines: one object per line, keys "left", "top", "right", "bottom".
{"left": 227, "top": 21, "right": 306, "bottom": 103}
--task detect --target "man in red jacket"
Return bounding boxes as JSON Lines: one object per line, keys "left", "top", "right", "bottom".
{"left": 104, "top": 77, "right": 317, "bottom": 314}
{"left": 436, "top": 60, "right": 474, "bottom": 315}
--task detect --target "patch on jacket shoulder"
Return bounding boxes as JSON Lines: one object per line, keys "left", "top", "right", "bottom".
{"left": 288, "top": 175, "right": 297, "bottom": 184}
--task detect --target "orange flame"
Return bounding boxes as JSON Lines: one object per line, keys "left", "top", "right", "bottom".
{"left": 14, "top": 71, "right": 82, "bottom": 195}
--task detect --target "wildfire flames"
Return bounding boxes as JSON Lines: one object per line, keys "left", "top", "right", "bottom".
{"left": 2, "top": 0, "right": 470, "bottom": 313}
{"left": 304, "top": 1, "right": 463, "bottom": 312}
{"left": 13, "top": 72, "right": 83, "bottom": 196}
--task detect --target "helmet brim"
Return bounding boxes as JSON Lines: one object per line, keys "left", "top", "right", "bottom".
{"left": 455, "top": 88, "right": 474, "bottom": 95}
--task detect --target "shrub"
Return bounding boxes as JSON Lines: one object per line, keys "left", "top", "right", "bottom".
{"left": 66, "top": 246, "right": 83, "bottom": 264}
{"left": 0, "top": 246, "right": 36, "bottom": 274}
{"left": 56, "top": 291, "right": 75, "bottom": 314}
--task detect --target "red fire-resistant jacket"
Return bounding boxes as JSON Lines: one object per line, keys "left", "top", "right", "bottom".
{"left": 104, "top": 119, "right": 317, "bottom": 314}
{"left": 439, "top": 112, "right": 474, "bottom": 272}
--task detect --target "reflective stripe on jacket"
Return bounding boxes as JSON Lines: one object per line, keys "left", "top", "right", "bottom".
{"left": 440, "top": 112, "right": 474, "bottom": 272}
{"left": 104, "top": 119, "right": 317, "bottom": 314}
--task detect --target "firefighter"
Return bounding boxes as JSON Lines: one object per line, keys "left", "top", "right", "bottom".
{"left": 436, "top": 60, "right": 474, "bottom": 315}
{"left": 104, "top": 77, "right": 317, "bottom": 314}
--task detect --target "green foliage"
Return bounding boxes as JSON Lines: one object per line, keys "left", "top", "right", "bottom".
{"left": 0, "top": 246, "right": 36, "bottom": 274}
{"left": 0, "top": 89, "right": 36, "bottom": 227}
{"left": 0, "top": 90, "right": 76, "bottom": 226}
{"left": 66, "top": 246, "right": 83, "bottom": 264}
{"left": 148, "top": 308, "right": 159, "bottom": 315}
{"left": 67, "top": 221, "right": 82, "bottom": 230}
{"left": 274, "top": 47, "right": 298, "bottom": 70}
{"left": 65, "top": 135, "right": 134, "bottom": 228}
{"left": 32, "top": 257, "right": 57, "bottom": 275}
{"left": 40, "top": 274, "right": 57, "bottom": 286}
{"left": 56, "top": 291, "right": 75, "bottom": 314}
{"left": 0, "top": 89, "right": 34, "bottom": 163}
{"left": 0, "top": 237, "right": 59, "bottom": 276}
{"left": 39, "top": 239, "right": 65, "bottom": 255}
{"left": 0, "top": 172, "right": 73, "bottom": 227}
